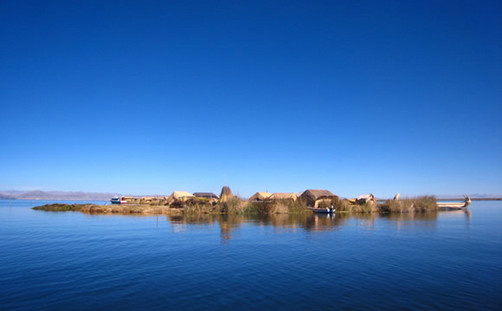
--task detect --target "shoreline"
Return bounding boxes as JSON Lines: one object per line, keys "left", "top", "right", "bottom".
{"left": 32, "top": 203, "right": 183, "bottom": 215}
{"left": 32, "top": 195, "right": 472, "bottom": 216}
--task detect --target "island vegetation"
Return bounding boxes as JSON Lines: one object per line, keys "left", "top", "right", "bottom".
{"left": 33, "top": 186, "right": 451, "bottom": 216}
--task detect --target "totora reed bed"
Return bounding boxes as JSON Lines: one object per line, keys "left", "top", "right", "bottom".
{"left": 33, "top": 196, "right": 444, "bottom": 215}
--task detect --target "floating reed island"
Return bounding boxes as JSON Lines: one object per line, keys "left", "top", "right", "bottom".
{"left": 32, "top": 187, "right": 471, "bottom": 215}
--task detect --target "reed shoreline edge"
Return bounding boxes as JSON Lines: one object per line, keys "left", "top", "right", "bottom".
{"left": 32, "top": 195, "right": 468, "bottom": 215}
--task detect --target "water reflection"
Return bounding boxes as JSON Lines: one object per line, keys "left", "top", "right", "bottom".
{"left": 439, "top": 209, "right": 471, "bottom": 220}
{"left": 382, "top": 212, "right": 439, "bottom": 230}
{"left": 166, "top": 211, "right": 470, "bottom": 241}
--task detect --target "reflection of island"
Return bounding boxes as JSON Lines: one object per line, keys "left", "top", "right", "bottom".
{"left": 385, "top": 212, "right": 438, "bottom": 221}
{"left": 167, "top": 213, "right": 348, "bottom": 240}
{"left": 165, "top": 211, "right": 464, "bottom": 241}
{"left": 439, "top": 209, "right": 471, "bottom": 220}
{"left": 168, "top": 214, "right": 243, "bottom": 240}
{"left": 218, "top": 214, "right": 243, "bottom": 241}
{"left": 304, "top": 214, "right": 347, "bottom": 231}
{"left": 379, "top": 212, "right": 469, "bottom": 230}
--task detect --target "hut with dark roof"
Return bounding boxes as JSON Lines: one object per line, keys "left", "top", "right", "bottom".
{"left": 193, "top": 192, "right": 219, "bottom": 203}
{"left": 300, "top": 189, "right": 338, "bottom": 207}
{"left": 193, "top": 192, "right": 219, "bottom": 199}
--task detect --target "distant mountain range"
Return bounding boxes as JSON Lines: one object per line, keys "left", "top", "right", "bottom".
{"left": 436, "top": 194, "right": 502, "bottom": 200}
{"left": 0, "top": 190, "right": 119, "bottom": 201}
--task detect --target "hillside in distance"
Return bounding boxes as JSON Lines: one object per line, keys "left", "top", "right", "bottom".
{"left": 0, "top": 190, "right": 118, "bottom": 201}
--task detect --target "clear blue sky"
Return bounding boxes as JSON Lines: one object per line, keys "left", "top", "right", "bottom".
{"left": 1, "top": 0, "right": 501, "bottom": 198}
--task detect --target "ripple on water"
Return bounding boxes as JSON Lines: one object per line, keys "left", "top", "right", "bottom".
{"left": 0, "top": 201, "right": 501, "bottom": 310}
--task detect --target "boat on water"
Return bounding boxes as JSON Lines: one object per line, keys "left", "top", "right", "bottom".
{"left": 110, "top": 196, "right": 127, "bottom": 204}
{"left": 308, "top": 206, "right": 336, "bottom": 214}
{"left": 437, "top": 195, "right": 471, "bottom": 211}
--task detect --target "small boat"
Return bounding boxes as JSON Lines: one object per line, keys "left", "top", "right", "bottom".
{"left": 437, "top": 195, "right": 471, "bottom": 211}
{"left": 308, "top": 206, "right": 336, "bottom": 214}
{"left": 110, "top": 196, "right": 127, "bottom": 204}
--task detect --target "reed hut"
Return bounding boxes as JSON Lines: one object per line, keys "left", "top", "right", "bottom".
{"left": 268, "top": 192, "right": 298, "bottom": 201}
{"left": 150, "top": 197, "right": 161, "bottom": 205}
{"left": 166, "top": 191, "right": 194, "bottom": 203}
{"left": 140, "top": 197, "right": 153, "bottom": 204}
{"left": 193, "top": 192, "right": 219, "bottom": 203}
{"left": 356, "top": 194, "right": 376, "bottom": 205}
{"left": 249, "top": 192, "right": 272, "bottom": 202}
{"left": 193, "top": 192, "right": 219, "bottom": 199}
{"left": 300, "top": 189, "right": 338, "bottom": 207}
{"left": 219, "top": 186, "right": 233, "bottom": 202}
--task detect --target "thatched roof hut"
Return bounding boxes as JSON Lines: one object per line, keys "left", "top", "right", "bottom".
{"left": 172, "top": 191, "right": 194, "bottom": 199}
{"left": 166, "top": 191, "right": 194, "bottom": 203}
{"left": 249, "top": 192, "right": 271, "bottom": 201}
{"left": 268, "top": 192, "right": 298, "bottom": 201}
{"left": 132, "top": 197, "right": 141, "bottom": 204}
{"left": 193, "top": 192, "right": 219, "bottom": 199}
{"left": 141, "top": 197, "right": 154, "bottom": 203}
{"left": 300, "top": 189, "right": 337, "bottom": 207}
{"left": 219, "top": 186, "right": 233, "bottom": 202}
{"left": 356, "top": 194, "right": 376, "bottom": 204}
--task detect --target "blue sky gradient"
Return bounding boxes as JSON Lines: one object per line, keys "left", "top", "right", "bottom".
{"left": 1, "top": 0, "right": 501, "bottom": 197}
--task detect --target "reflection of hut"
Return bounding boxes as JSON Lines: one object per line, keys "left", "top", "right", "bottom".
{"left": 300, "top": 189, "right": 338, "bottom": 207}
{"left": 167, "top": 191, "right": 194, "bottom": 203}
{"left": 249, "top": 192, "right": 271, "bottom": 201}
{"left": 218, "top": 214, "right": 242, "bottom": 241}
{"left": 268, "top": 193, "right": 298, "bottom": 201}
{"left": 356, "top": 194, "right": 376, "bottom": 204}
{"left": 219, "top": 186, "right": 233, "bottom": 202}
{"left": 193, "top": 192, "right": 219, "bottom": 199}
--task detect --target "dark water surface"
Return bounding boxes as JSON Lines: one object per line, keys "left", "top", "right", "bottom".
{"left": 1, "top": 200, "right": 501, "bottom": 310}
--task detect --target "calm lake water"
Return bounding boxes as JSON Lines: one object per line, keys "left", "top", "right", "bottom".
{"left": 1, "top": 200, "right": 501, "bottom": 310}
